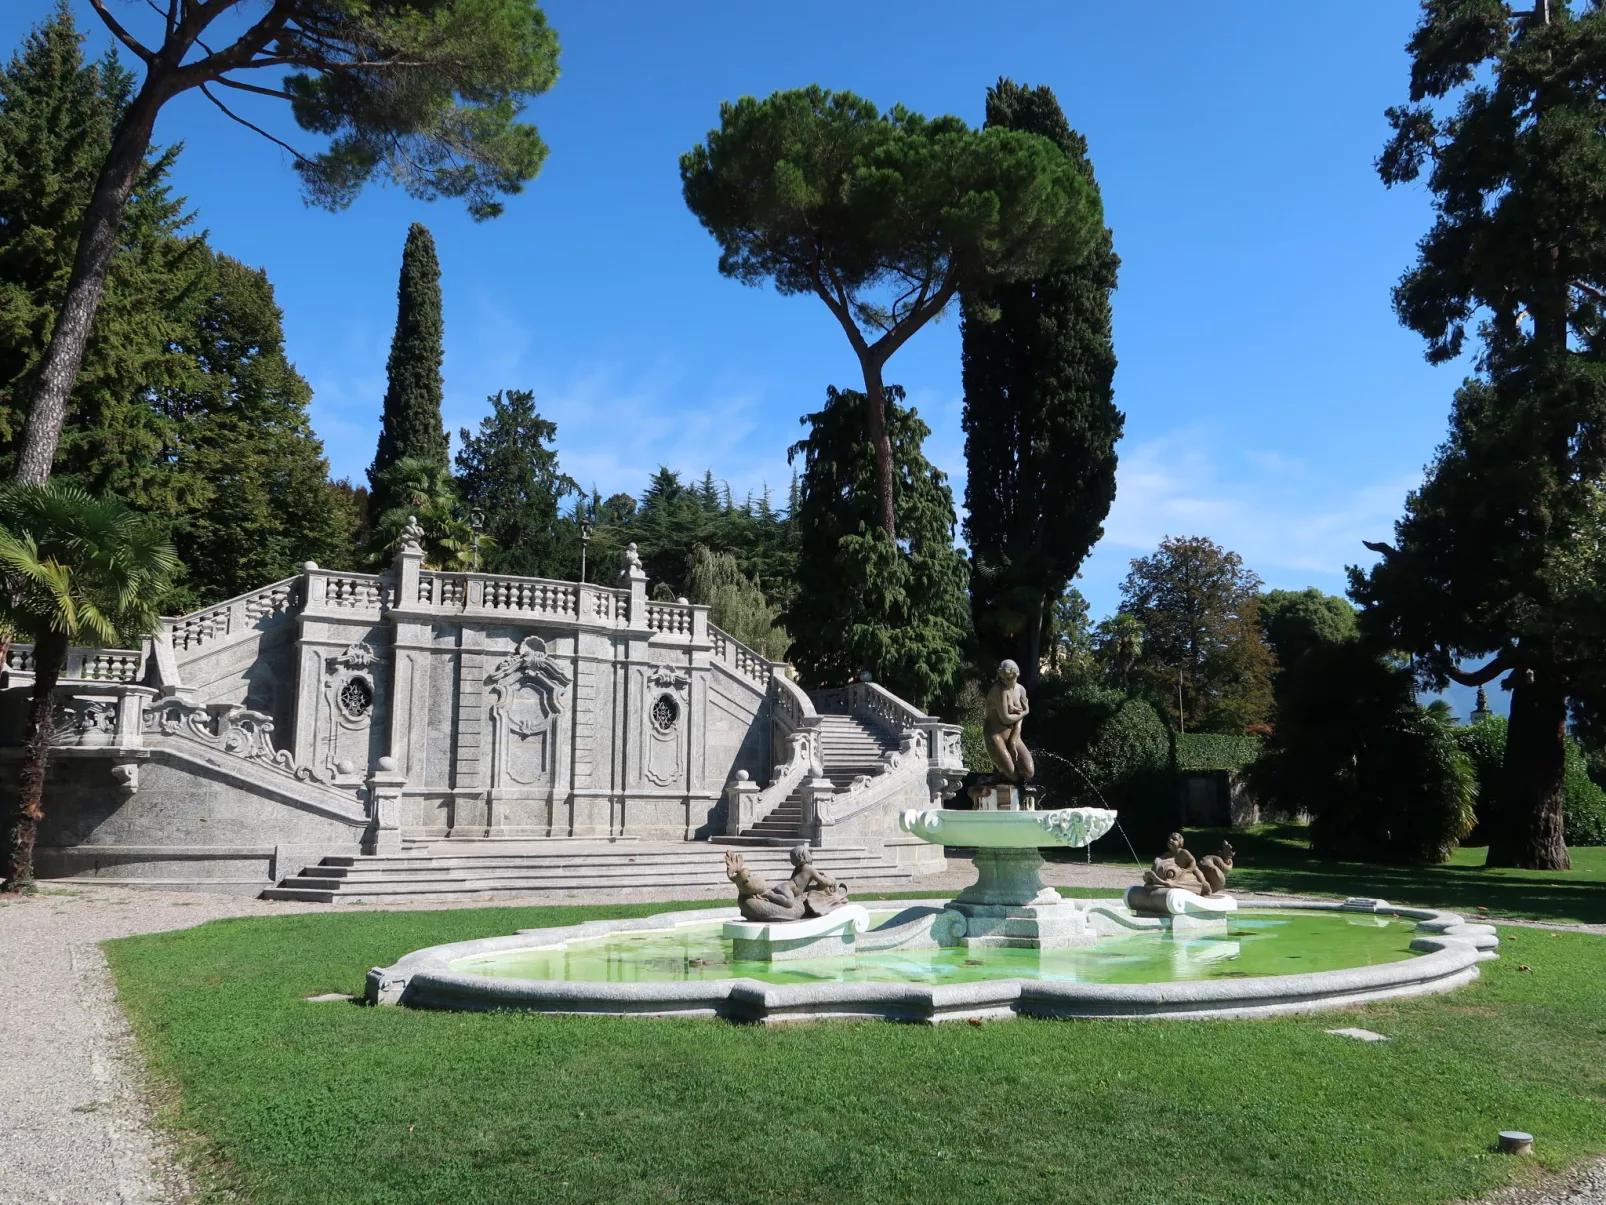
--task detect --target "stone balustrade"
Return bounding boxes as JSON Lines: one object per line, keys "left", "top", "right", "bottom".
{"left": 5, "top": 644, "right": 146, "bottom": 684}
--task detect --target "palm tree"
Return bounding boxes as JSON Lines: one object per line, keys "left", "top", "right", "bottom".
{"left": 0, "top": 485, "right": 177, "bottom": 891}
{"left": 369, "top": 457, "right": 490, "bottom": 571}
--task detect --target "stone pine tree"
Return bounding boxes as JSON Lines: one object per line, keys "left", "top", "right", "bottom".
{"left": 10, "top": 0, "right": 560, "bottom": 487}
{"left": 680, "top": 85, "right": 1102, "bottom": 539}
{"left": 1352, "top": 0, "right": 1606, "bottom": 869}
{"left": 369, "top": 224, "right": 449, "bottom": 525}
{"left": 961, "top": 78, "right": 1123, "bottom": 686}
{"left": 785, "top": 385, "right": 969, "bottom": 708}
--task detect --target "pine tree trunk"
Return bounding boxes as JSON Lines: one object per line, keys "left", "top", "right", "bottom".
{"left": 1486, "top": 670, "right": 1570, "bottom": 870}
{"left": 3, "top": 629, "right": 67, "bottom": 890}
{"left": 14, "top": 86, "right": 162, "bottom": 484}
{"left": 858, "top": 358, "right": 898, "bottom": 539}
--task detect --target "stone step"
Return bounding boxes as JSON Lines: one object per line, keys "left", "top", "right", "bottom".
{"left": 262, "top": 839, "right": 915, "bottom": 903}
{"left": 263, "top": 859, "right": 916, "bottom": 902}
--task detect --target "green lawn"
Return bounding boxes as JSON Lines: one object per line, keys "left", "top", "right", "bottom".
{"left": 108, "top": 901, "right": 1606, "bottom": 1205}
{"left": 1138, "top": 826, "right": 1606, "bottom": 925}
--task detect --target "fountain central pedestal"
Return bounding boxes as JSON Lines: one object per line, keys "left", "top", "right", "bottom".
{"left": 897, "top": 802, "right": 1119, "bottom": 950}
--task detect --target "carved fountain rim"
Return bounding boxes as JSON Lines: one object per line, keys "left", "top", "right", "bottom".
{"left": 365, "top": 896, "right": 1500, "bottom": 1024}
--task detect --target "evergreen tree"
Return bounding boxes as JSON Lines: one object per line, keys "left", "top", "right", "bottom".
{"left": 1118, "top": 536, "right": 1275, "bottom": 733}
{"left": 785, "top": 385, "right": 969, "bottom": 708}
{"left": 685, "top": 544, "right": 788, "bottom": 659}
{"left": 0, "top": 4, "right": 202, "bottom": 470}
{"left": 0, "top": 10, "right": 356, "bottom": 605}
{"left": 369, "top": 223, "right": 448, "bottom": 525}
{"left": 1352, "top": 0, "right": 1606, "bottom": 868}
{"left": 10, "top": 0, "right": 560, "bottom": 487}
{"left": 138, "top": 251, "right": 359, "bottom": 606}
{"left": 961, "top": 78, "right": 1123, "bottom": 686}
{"left": 455, "top": 389, "right": 577, "bottom": 577}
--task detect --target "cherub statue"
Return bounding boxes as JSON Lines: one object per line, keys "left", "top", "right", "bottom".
{"left": 619, "top": 541, "right": 645, "bottom": 582}
{"left": 398, "top": 514, "right": 426, "bottom": 555}
{"left": 724, "top": 851, "right": 805, "bottom": 922}
{"left": 1127, "top": 833, "right": 1238, "bottom": 916}
{"left": 983, "top": 659, "right": 1034, "bottom": 782}
{"left": 783, "top": 845, "right": 850, "bottom": 915}
{"left": 1141, "top": 832, "right": 1235, "bottom": 897}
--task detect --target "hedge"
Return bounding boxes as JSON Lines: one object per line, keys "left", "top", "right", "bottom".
{"left": 1174, "top": 732, "right": 1260, "bottom": 774}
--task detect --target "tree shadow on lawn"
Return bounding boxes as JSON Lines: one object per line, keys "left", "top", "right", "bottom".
{"left": 1178, "top": 824, "right": 1606, "bottom": 925}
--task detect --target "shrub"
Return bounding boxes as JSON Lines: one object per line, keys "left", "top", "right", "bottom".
{"left": 1454, "top": 717, "right": 1606, "bottom": 847}
{"left": 1248, "top": 643, "right": 1475, "bottom": 863}
{"left": 1175, "top": 732, "right": 1260, "bottom": 774}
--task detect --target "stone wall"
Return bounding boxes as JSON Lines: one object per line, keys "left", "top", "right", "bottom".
{"left": 2, "top": 548, "right": 785, "bottom": 886}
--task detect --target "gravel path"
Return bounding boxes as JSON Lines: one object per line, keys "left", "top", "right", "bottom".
{"left": 0, "top": 864, "right": 1598, "bottom": 1205}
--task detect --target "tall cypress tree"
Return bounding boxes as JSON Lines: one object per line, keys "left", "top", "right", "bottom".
{"left": 960, "top": 78, "right": 1122, "bottom": 686}
{"left": 369, "top": 223, "right": 448, "bottom": 519}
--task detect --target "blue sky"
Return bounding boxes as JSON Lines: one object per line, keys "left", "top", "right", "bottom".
{"left": 4, "top": 2, "right": 1466, "bottom": 631}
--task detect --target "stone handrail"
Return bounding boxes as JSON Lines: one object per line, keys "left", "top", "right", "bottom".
{"left": 814, "top": 679, "right": 964, "bottom": 773}
{"left": 306, "top": 569, "right": 391, "bottom": 614}
{"left": 808, "top": 732, "right": 928, "bottom": 835}
{"left": 167, "top": 576, "right": 301, "bottom": 654}
{"left": 708, "top": 623, "right": 777, "bottom": 689}
{"left": 5, "top": 644, "right": 146, "bottom": 684}
{"left": 770, "top": 668, "right": 817, "bottom": 731}
{"left": 727, "top": 726, "right": 818, "bottom": 836}
{"left": 645, "top": 601, "right": 694, "bottom": 638}
{"left": 414, "top": 571, "right": 630, "bottom": 625}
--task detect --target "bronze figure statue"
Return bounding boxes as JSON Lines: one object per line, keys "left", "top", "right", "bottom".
{"left": 724, "top": 847, "right": 850, "bottom": 923}
{"left": 983, "top": 659, "right": 1034, "bottom": 783}
{"left": 1141, "top": 832, "right": 1235, "bottom": 897}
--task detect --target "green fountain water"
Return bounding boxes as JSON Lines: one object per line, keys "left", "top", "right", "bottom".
{"left": 449, "top": 909, "right": 1419, "bottom": 988}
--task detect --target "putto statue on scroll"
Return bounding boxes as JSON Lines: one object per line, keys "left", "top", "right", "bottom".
{"left": 724, "top": 847, "right": 850, "bottom": 922}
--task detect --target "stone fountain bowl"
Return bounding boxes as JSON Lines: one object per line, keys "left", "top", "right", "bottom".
{"left": 898, "top": 806, "right": 1118, "bottom": 849}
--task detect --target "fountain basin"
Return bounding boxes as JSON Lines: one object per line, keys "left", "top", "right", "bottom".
{"left": 366, "top": 898, "right": 1499, "bottom": 1023}
{"left": 898, "top": 806, "right": 1117, "bottom": 848}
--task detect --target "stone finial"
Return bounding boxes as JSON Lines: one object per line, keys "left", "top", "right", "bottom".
{"left": 398, "top": 515, "right": 426, "bottom": 556}
{"left": 619, "top": 541, "right": 646, "bottom": 583}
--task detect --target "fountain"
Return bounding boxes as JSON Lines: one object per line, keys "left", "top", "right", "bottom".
{"left": 365, "top": 662, "right": 1503, "bottom": 1022}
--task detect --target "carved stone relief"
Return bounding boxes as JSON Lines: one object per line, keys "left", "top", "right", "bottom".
{"left": 485, "top": 636, "right": 571, "bottom": 788}
{"left": 644, "top": 662, "right": 688, "bottom": 787}
{"left": 320, "top": 642, "right": 382, "bottom": 779}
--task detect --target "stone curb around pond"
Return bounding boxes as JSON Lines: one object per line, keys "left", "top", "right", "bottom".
{"left": 364, "top": 898, "right": 1500, "bottom": 1025}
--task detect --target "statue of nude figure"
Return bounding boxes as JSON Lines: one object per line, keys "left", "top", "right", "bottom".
{"left": 983, "top": 659, "right": 1034, "bottom": 783}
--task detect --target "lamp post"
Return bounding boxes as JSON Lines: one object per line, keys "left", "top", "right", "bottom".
{"left": 469, "top": 509, "right": 484, "bottom": 573}
{"left": 579, "top": 517, "right": 593, "bottom": 583}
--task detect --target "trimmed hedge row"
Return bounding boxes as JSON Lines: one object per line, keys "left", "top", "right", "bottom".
{"left": 1174, "top": 733, "right": 1260, "bottom": 774}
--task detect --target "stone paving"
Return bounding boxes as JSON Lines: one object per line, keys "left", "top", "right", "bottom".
{"left": 0, "top": 864, "right": 1599, "bottom": 1205}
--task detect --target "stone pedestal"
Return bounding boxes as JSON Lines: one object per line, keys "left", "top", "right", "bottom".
{"left": 953, "top": 847, "right": 1061, "bottom": 907}
{"left": 947, "top": 901, "right": 1094, "bottom": 950}
{"left": 945, "top": 847, "right": 1093, "bottom": 950}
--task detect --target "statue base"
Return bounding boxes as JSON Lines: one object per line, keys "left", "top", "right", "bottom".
{"left": 722, "top": 905, "right": 872, "bottom": 962}
{"left": 1124, "top": 886, "right": 1237, "bottom": 936}
{"left": 946, "top": 900, "right": 1094, "bottom": 950}
{"left": 953, "top": 847, "right": 1061, "bottom": 908}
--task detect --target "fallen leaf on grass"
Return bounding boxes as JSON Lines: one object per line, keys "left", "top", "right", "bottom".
{"left": 1518, "top": 965, "right": 1532, "bottom": 972}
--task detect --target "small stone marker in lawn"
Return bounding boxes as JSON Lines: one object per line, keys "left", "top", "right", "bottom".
{"left": 1498, "top": 1131, "right": 1534, "bottom": 1155}
{"left": 1325, "top": 1027, "right": 1391, "bottom": 1042}
{"left": 304, "top": 993, "right": 355, "bottom": 1003}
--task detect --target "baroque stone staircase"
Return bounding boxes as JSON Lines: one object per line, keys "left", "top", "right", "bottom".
{"left": 718, "top": 711, "right": 902, "bottom": 846}
{"left": 260, "top": 839, "right": 914, "bottom": 903}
